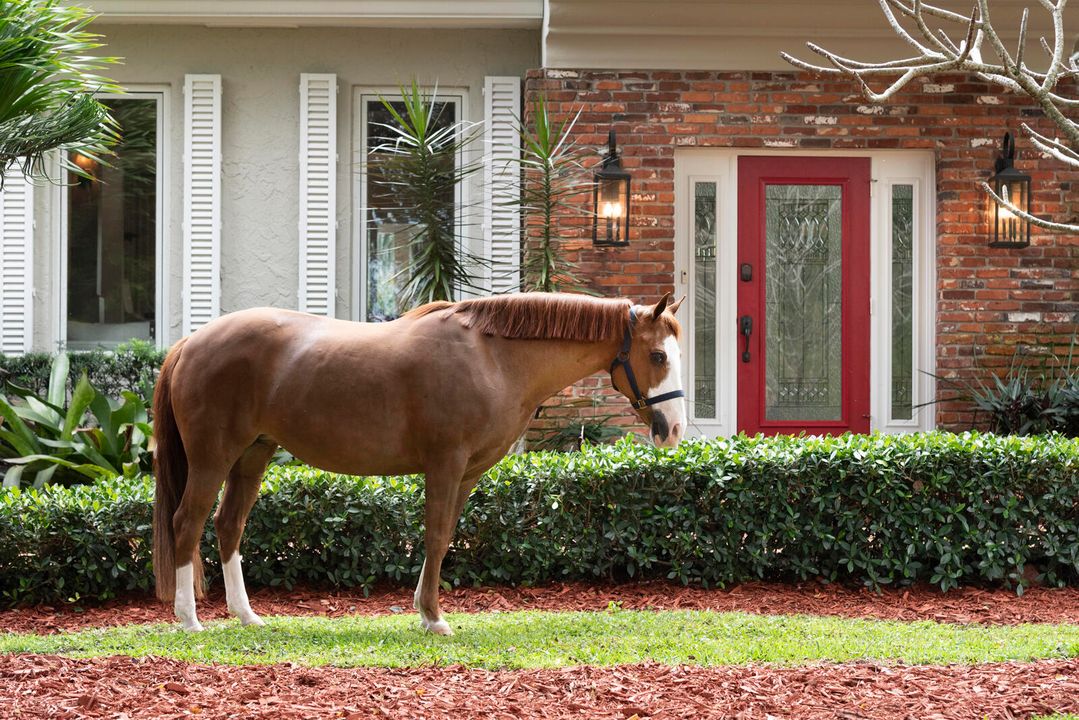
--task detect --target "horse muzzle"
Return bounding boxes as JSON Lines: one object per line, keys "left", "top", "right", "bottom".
{"left": 650, "top": 409, "right": 684, "bottom": 448}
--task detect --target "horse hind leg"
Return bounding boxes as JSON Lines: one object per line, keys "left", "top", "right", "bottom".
{"left": 215, "top": 437, "right": 277, "bottom": 627}
{"left": 172, "top": 458, "right": 232, "bottom": 632}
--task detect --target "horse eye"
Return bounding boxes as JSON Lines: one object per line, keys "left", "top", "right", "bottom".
{"left": 650, "top": 351, "right": 667, "bottom": 365}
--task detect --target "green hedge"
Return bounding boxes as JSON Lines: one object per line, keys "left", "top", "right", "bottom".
{"left": 1, "top": 432, "right": 1077, "bottom": 605}
{"left": 0, "top": 341, "right": 165, "bottom": 404}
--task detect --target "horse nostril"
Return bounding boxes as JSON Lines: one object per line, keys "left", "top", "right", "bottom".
{"left": 671, "top": 423, "right": 683, "bottom": 440}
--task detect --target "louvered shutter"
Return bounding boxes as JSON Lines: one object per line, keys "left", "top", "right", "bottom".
{"left": 298, "top": 73, "right": 337, "bottom": 315}
{"left": 484, "top": 76, "right": 522, "bottom": 294}
{"left": 0, "top": 166, "right": 33, "bottom": 354}
{"left": 182, "top": 74, "right": 221, "bottom": 335}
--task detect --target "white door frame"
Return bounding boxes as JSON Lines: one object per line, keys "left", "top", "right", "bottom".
{"left": 674, "top": 148, "right": 936, "bottom": 437}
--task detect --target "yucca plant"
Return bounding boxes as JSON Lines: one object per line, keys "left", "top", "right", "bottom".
{"left": 511, "top": 98, "right": 592, "bottom": 293}
{"left": 0, "top": 0, "right": 120, "bottom": 180}
{"left": 368, "top": 80, "right": 484, "bottom": 309}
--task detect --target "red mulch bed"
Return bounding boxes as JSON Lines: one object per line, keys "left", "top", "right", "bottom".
{"left": 5, "top": 582, "right": 1079, "bottom": 719}
{"left": 1, "top": 653, "right": 1077, "bottom": 719}
{"left": 4, "top": 580, "right": 1079, "bottom": 635}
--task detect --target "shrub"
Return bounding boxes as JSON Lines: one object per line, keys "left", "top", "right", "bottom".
{"left": 942, "top": 340, "right": 1079, "bottom": 437}
{"left": 0, "top": 340, "right": 165, "bottom": 405}
{"left": 1, "top": 432, "right": 1076, "bottom": 605}
{"left": 0, "top": 353, "right": 153, "bottom": 488}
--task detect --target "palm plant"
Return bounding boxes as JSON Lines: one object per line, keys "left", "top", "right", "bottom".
{"left": 0, "top": 0, "right": 119, "bottom": 180}
{"left": 513, "top": 98, "right": 592, "bottom": 293}
{"left": 369, "top": 80, "right": 484, "bottom": 308}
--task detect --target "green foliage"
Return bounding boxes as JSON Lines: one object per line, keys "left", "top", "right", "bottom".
{"left": 0, "top": 340, "right": 165, "bottom": 404}
{"left": 4, "top": 610, "right": 1078, "bottom": 669}
{"left": 512, "top": 98, "right": 592, "bottom": 293}
{"left": 0, "top": 352, "right": 153, "bottom": 487}
{"left": 0, "top": 0, "right": 120, "bottom": 179}
{"left": 369, "top": 80, "right": 484, "bottom": 308}
{"left": 937, "top": 340, "right": 1079, "bottom": 437}
{"left": 534, "top": 398, "right": 628, "bottom": 451}
{"left": 1, "top": 432, "right": 1077, "bottom": 605}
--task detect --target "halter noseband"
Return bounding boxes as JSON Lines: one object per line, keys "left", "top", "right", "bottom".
{"left": 609, "top": 307, "right": 686, "bottom": 411}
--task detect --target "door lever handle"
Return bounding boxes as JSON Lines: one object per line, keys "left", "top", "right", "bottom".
{"left": 739, "top": 315, "right": 753, "bottom": 363}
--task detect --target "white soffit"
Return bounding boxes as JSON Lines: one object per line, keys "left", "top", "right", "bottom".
{"left": 545, "top": 0, "right": 1068, "bottom": 71}
{"left": 79, "top": 0, "right": 544, "bottom": 28}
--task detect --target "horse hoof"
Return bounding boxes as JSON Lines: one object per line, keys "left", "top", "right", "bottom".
{"left": 420, "top": 617, "right": 454, "bottom": 636}
{"left": 181, "top": 621, "right": 205, "bottom": 632}
{"left": 239, "top": 613, "right": 265, "bottom": 627}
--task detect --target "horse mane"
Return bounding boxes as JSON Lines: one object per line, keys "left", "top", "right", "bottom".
{"left": 405, "top": 293, "right": 632, "bottom": 342}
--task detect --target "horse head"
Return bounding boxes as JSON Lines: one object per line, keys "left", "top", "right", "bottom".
{"left": 609, "top": 292, "right": 687, "bottom": 448}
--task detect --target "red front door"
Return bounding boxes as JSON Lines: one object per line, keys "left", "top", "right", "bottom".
{"left": 736, "top": 156, "right": 871, "bottom": 436}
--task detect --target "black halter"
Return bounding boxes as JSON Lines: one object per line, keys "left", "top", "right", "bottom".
{"left": 609, "top": 307, "right": 686, "bottom": 411}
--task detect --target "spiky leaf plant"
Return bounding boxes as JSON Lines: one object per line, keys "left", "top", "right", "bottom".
{"left": 369, "top": 80, "right": 483, "bottom": 311}
{"left": 0, "top": 0, "right": 120, "bottom": 180}
{"left": 513, "top": 98, "right": 592, "bottom": 293}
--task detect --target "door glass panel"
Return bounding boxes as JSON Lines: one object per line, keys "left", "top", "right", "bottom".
{"left": 764, "top": 184, "right": 843, "bottom": 422}
{"left": 693, "top": 182, "right": 717, "bottom": 419}
{"left": 365, "top": 98, "right": 456, "bottom": 322}
{"left": 891, "top": 184, "right": 914, "bottom": 420}
{"left": 66, "top": 97, "right": 157, "bottom": 349}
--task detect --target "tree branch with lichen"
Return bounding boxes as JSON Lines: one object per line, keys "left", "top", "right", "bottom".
{"left": 782, "top": 0, "right": 1078, "bottom": 234}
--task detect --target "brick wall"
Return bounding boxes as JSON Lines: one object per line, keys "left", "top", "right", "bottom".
{"left": 521, "top": 68, "right": 1078, "bottom": 444}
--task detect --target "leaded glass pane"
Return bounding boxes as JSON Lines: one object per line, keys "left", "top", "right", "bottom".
{"left": 764, "top": 184, "right": 843, "bottom": 422}
{"left": 891, "top": 184, "right": 914, "bottom": 420}
{"left": 67, "top": 97, "right": 158, "bottom": 349}
{"left": 693, "top": 182, "right": 717, "bottom": 419}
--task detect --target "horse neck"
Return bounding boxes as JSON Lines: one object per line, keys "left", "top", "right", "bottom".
{"left": 511, "top": 334, "right": 623, "bottom": 410}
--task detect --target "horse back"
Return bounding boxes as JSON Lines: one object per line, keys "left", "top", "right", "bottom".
{"left": 168, "top": 307, "right": 519, "bottom": 476}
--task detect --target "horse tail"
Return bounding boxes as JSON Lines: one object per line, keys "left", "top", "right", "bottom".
{"left": 153, "top": 336, "right": 191, "bottom": 602}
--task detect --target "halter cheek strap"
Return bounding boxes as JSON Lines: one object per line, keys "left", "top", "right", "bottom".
{"left": 609, "top": 307, "right": 686, "bottom": 411}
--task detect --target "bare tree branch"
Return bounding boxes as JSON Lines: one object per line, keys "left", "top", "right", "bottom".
{"left": 981, "top": 181, "right": 1078, "bottom": 231}
{"left": 784, "top": 0, "right": 1078, "bottom": 234}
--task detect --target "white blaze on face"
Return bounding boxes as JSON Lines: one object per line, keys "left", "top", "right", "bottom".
{"left": 649, "top": 334, "right": 687, "bottom": 447}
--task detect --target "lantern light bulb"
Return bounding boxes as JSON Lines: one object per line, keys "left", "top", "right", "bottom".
{"left": 998, "top": 183, "right": 1015, "bottom": 220}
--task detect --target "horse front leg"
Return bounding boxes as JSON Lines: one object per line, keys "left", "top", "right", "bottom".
{"left": 414, "top": 462, "right": 477, "bottom": 636}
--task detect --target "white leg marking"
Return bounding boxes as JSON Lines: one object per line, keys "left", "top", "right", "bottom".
{"left": 650, "top": 336, "right": 688, "bottom": 447}
{"left": 414, "top": 570, "right": 453, "bottom": 636}
{"left": 174, "top": 563, "right": 203, "bottom": 632}
{"left": 223, "top": 554, "right": 264, "bottom": 626}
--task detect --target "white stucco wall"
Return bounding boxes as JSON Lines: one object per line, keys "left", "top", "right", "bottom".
{"left": 32, "top": 24, "right": 538, "bottom": 349}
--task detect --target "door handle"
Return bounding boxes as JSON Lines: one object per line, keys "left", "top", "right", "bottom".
{"left": 739, "top": 315, "right": 753, "bottom": 363}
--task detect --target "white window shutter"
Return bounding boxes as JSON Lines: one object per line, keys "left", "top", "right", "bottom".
{"left": 0, "top": 166, "right": 33, "bottom": 354}
{"left": 484, "top": 76, "right": 522, "bottom": 294}
{"left": 298, "top": 73, "right": 337, "bottom": 316}
{"left": 182, "top": 74, "right": 221, "bottom": 335}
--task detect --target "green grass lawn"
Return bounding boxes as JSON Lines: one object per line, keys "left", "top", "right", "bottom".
{"left": 3, "top": 609, "right": 1078, "bottom": 669}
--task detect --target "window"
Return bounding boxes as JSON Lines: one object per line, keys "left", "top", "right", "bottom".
{"left": 64, "top": 94, "right": 163, "bottom": 349}
{"left": 359, "top": 93, "right": 462, "bottom": 322}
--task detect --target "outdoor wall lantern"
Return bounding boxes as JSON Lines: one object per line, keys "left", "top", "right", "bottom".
{"left": 989, "top": 131, "right": 1031, "bottom": 249}
{"left": 593, "top": 130, "right": 631, "bottom": 247}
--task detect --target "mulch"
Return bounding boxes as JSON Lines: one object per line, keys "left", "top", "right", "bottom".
{"left": 4, "top": 580, "right": 1079, "bottom": 635}
{"left": 1, "top": 653, "right": 1077, "bottom": 719}
{"left": 4, "top": 582, "right": 1079, "bottom": 719}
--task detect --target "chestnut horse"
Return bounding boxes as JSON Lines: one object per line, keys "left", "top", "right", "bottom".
{"left": 152, "top": 292, "right": 686, "bottom": 634}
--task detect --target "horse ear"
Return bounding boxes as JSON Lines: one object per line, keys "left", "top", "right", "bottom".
{"left": 652, "top": 292, "right": 673, "bottom": 317}
{"left": 668, "top": 295, "right": 685, "bottom": 316}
